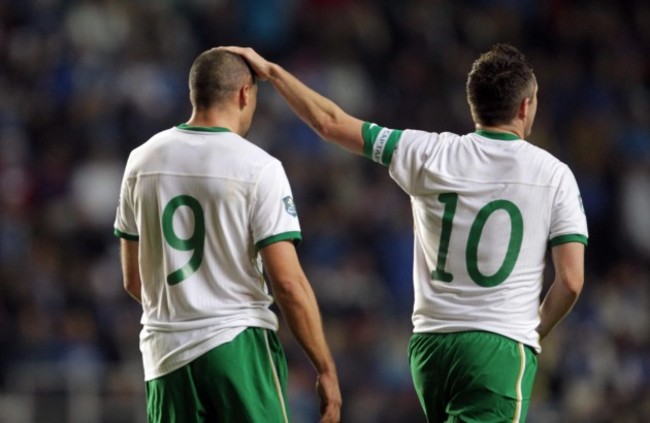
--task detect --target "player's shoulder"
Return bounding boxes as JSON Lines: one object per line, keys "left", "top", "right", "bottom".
{"left": 129, "top": 127, "right": 177, "bottom": 155}
{"left": 389, "top": 129, "right": 463, "bottom": 168}
{"left": 519, "top": 140, "right": 576, "bottom": 186}
{"left": 122, "top": 128, "right": 173, "bottom": 172}
{"left": 522, "top": 141, "right": 569, "bottom": 170}
{"left": 220, "top": 133, "right": 287, "bottom": 182}
{"left": 397, "top": 129, "right": 466, "bottom": 161}
{"left": 235, "top": 134, "right": 276, "bottom": 161}
{"left": 223, "top": 134, "right": 284, "bottom": 179}
{"left": 395, "top": 128, "right": 459, "bottom": 150}
{"left": 400, "top": 128, "right": 458, "bottom": 141}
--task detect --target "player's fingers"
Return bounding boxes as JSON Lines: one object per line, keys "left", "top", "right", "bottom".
{"left": 217, "top": 45, "right": 244, "bottom": 54}
{"left": 317, "top": 385, "right": 341, "bottom": 422}
{"left": 217, "top": 46, "right": 258, "bottom": 60}
{"left": 319, "top": 406, "right": 340, "bottom": 423}
{"left": 216, "top": 46, "right": 270, "bottom": 80}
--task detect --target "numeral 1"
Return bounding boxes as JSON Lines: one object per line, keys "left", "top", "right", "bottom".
{"left": 430, "top": 193, "right": 457, "bottom": 282}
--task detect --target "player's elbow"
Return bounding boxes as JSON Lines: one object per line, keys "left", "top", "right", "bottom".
{"left": 561, "top": 273, "right": 584, "bottom": 299}
{"left": 271, "top": 275, "right": 310, "bottom": 306}
{"left": 310, "top": 106, "right": 349, "bottom": 144}
{"left": 310, "top": 114, "right": 337, "bottom": 142}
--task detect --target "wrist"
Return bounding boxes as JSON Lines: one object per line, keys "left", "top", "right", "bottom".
{"left": 318, "top": 365, "right": 337, "bottom": 378}
{"left": 267, "top": 63, "right": 284, "bottom": 82}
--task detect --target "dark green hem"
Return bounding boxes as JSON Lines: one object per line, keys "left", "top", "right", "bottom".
{"left": 255, "top": 231, "right": 302, "bottom": 253}
{"left": 475, "top": 129, "right": 520, "bottom": 141}
{"left": 114, "top": 228, "right": 139, "bottom": 241}
{"left": 549, "top": 234, "right": 588, "bottom": 247}
{"left": 176, "top": 123, "right": 232, "bottom": 133}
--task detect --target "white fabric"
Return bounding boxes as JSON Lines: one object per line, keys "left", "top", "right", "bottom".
{"left": 379, "top": 128, "right": 587, "bottom": 352}
{"left": 115, "top": 126, "right": 301, "bottom": 380}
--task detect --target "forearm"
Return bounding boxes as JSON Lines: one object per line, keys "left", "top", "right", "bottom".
{"left": 267, "top": 64, "right": 338, "bottom": 139}
{"left": 220, "top": 45, "right": 364, "bottom": 156}
{"left": 266, "top": 63, "right": 363, "bottom": 154}
{"left": 537, "top": 278, "right": 580, "bottom": 340}
{"left": 274, "top": 279, "right": 337, "bottom": 375}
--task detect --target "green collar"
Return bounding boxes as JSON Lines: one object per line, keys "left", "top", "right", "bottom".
{"left": 176, "top": 123, "right": 231, "bottom": 133}
{"left": 475, "top": 129, "right": 520, "bottom": 141}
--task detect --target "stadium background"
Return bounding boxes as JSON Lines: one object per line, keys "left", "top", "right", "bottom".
{"left": 0, "top": 0, "right": 648, "bottom": 422}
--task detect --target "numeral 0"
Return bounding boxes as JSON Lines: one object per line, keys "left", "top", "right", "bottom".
{"left": 162, "top": 195, "right": 205, "bottom": 285}
{"left": 431, "top": 193, "right": 523, "bottom": 287}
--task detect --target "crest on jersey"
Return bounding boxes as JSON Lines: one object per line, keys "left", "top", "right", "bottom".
{"left": 283, "top": 196, "right": 297, "bottom": 217}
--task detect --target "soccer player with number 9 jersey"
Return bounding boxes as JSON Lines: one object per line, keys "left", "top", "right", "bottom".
{"left": 224, "top": 44, "right": 588, "bottom": 422}
{"left": 114, "top": 49, "right": 341, "bottom": 423}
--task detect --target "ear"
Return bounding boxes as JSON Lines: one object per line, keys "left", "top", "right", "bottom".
{"left": 238, "top": 84, "right": 250, "bottom": 110}
{"left": 517, "top": 96, "right": 530, "bottom": 120}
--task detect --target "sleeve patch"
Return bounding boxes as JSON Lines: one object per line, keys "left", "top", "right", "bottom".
{"left": 283, "top": 196, "right": 297, "bottom": 217}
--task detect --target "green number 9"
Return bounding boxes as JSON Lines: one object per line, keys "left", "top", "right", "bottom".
{"left": 162, "top": 195, "right": 205, "bottom": 285}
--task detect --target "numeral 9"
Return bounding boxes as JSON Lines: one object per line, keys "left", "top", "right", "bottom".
{"left": 162, "top": 195, "right": 205, "bottom": 285}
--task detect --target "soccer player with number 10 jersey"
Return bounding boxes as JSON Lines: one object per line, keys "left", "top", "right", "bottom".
{"left": 224, "top": 43, "right": 588, "bottom": 423}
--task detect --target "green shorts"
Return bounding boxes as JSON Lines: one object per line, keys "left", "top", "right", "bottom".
{"left": 145, "top": 327, "right": 290, "bottom": 423}
{"left": 408, "top": 331, "right": 537, "bottom": 423}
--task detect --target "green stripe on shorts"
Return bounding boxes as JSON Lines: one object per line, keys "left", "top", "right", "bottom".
{"left": 408, "top": 331, "right": 537, "bottom": 423}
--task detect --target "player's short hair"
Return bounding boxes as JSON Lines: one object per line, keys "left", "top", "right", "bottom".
{"left": 189, "top": 49, "right": 256, "bottom": 109}
{"left": 466, "top": 44, "right": 535, "bottom": 126}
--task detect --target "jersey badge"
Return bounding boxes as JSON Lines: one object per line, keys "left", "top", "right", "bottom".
{"left": 283, "top": 196, "right": 297, "bottom": 217}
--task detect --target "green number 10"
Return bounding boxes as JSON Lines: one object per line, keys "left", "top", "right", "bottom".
{"left": 431, "top": 193, "right": 523, "bottom": 287}
{"left": 162, "top": 195, "right": 205, "bottom": 285}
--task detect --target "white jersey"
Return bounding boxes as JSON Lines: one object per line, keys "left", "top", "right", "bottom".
{"left": 114, "top": 124, "right": 301, "bottom": 380}
{"left": 362, "top": 123, "right": 588, "bottom": 352}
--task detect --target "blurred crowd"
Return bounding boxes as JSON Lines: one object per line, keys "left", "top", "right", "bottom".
{"left": 0, "top": 0, "right": 649, "bottom": 422}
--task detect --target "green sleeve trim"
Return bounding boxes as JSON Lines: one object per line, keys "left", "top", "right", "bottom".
{"left": 549, "top": 234, "right": 588, "bottom": 247}
{"left": 114, "top": 228, "right": 139, "bottom": 241}
{"left": 255, "top": 231, "right": 302, "bottom": 253}
{"left": 362, "top": 122, "right": 403, "bottom": 166}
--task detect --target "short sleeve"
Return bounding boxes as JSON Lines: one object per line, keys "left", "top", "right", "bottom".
{"left": 549, "top": 165, "right": 589, "bottom": 247}
{"left": 113, "top": 159, "right": 139, "bottom": 241}
{"left": 362, "top": 122, "right": 436, "bottom": 195}
{"left": 251, "top": 160, "right": 302, "bottom": 253}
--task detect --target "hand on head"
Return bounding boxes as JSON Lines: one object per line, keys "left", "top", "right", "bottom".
{"left": 217, "top": 46, "right": 273, "bottom": 81}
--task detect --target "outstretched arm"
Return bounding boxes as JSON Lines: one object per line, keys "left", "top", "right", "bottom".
{"left": 538, "top": 242, "right": 585, "bottom": 340}
{"left": 220, "top": 46, "right": 365, "bottom": 155}
{"left": 260, "top": 240, "right": 341, "bottom": 423}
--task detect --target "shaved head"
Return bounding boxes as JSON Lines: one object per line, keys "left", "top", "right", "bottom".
{"left": 189, "top": 49, "right": 256, "bottom": 110}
